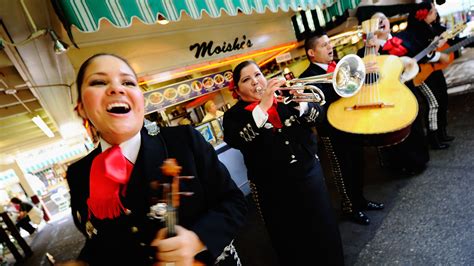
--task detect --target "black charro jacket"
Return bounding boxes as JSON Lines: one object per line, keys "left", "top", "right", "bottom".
{"left": 299, "top": 63, "right": 338, "bottom": 133}
{"left": 67, "top": 125, "right": 247, "bottom": 265}
{"left": 223, "top": 100, "right": 321, "bottom": 183}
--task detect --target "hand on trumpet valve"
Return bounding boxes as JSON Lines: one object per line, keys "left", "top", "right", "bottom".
{"left": 258, "top": 78, "right": 286, "bottom": 111}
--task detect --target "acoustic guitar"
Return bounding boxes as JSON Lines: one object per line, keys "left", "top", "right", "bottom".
{"left": 413, "top": 35, "right": 474, "bottom": 86}
{"left": 327, "top": 18, "right": 418, "bottom": 147}
{"left": 395, "top": 23, "right": 465, "bottom": 86}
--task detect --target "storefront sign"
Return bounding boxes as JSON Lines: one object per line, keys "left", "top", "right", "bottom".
{"left": 144, "top": 70, "right": 233, "bottom": 114}
{"left": 68, "top": 13, "right": 297, "bottom": 76}
{"left": 189, "top": 35, "right": 253, "bottom": 59}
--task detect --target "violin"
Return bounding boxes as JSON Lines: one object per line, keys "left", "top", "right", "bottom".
{"left": 158, "top": 158, "right": 205, "bottom": 266}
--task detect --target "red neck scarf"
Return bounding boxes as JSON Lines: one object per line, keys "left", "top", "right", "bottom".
{"left": 382, "top": 37, "right": 407, "bottom": 56}
{"left": 327, "top": 61, "right": 337, "bottom": 73}
{"left": 244, "top": 97, "right": 282, "bottom": 129}
{"left": 87, "top": 145, "right": 133, "bottom": 219}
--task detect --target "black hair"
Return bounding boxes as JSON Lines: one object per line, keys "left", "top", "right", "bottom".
{"left": 406, "top": 1, "right": 435, "bottom": 40}
{"left": 304, "top": 32, "right": 327, "bottom": 58}
{"left": 408, "top": 1, "right": 433, "bottom": 24}
{"left": 75, "top": 53, "right": 136, "bottom": 103}
{"left": 10, "top": 197, "right": 21, "bottom": 204}
{"left": 232, "top": 60, "right": 259, "bottom": 90}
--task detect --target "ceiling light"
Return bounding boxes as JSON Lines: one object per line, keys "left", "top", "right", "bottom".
{"left": 49, "top": 29, "right": 69, "bottom": 54}
{"left": 157, "top": 14, "right": 169, "bottom": 25}
{"left": 32, "top": 115, "right": 54, "bottom": 138}
{"left": 4, "top": 88, "right": 17, "bottom": 95}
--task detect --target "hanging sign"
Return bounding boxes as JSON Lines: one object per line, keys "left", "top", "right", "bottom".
{"left": 144, "top": 70, "right": 233, "bottom": 114}
{"left": 189, "top": 35, "right": 253, "bottom": 59}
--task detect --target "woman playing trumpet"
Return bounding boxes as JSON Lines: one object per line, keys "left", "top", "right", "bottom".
{"left": 223, "top": 60, "right": 344, "bottom": 266}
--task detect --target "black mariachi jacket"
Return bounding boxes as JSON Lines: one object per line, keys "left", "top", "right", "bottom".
{"left": 299, "top": 63, "right": 337, "bottom": 131}
{"left": 67, "top": 125, "right": 247, "bottom": 265}
{"left": 393, "top": 20, "right": 438, "bottom": 63}
{"left": 223, "top": 100, "right": 320, "bottom": 183}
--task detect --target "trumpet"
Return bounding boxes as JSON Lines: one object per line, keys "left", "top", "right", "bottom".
{"left": 276, "top": 54, "right": 366, "bottom": 105}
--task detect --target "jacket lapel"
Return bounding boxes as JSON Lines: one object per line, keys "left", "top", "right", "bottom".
{"left": 310, "top": 63, "right": 326, "bottom": 76}
{"left": 124, "top": 128, "right": 167, "bottom": 215}
{"left": 80, "top": 147, "right": 101, "bottom": 200}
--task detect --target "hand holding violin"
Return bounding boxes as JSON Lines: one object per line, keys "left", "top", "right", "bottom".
{"left": 151, "top": 225, "right": 206, "bottom": 266}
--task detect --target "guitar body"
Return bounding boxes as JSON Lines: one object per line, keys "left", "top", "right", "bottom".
{"left": 413, "top": 43, "right": 455, "bottom": 86}
{"left": 328, "top": 55, "right": 419, "bottom": 147}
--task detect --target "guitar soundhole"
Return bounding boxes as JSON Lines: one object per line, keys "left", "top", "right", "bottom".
{"left": 364, "top": 73, "right": 380, "bottom": 84}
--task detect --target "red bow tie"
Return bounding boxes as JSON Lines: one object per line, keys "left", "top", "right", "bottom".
{"left": 382, "top": 37, "right": 407, "bottom": 56}
{"left": 327, "top": 61, "right": 337, "bottom": 73}
{"left": 244, "top": 97, "right": 282, "bottom": 129}
{"left": 87, "top": 145, "right": 134, "bottom": 219}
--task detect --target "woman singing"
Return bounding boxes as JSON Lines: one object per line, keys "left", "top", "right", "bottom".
{"left": 223, "top": 60, "right": 344, "bottom": 265}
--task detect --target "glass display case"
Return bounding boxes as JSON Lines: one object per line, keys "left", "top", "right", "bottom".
{"left": 195, "top": 117, "right": 224, "bottom": 147}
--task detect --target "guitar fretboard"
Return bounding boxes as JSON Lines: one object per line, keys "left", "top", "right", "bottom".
{"left": 414, "top": 40, "right": 440, "bottom": 62}
{"left": 442, "top": 36, "right": 474, "bottom": 54}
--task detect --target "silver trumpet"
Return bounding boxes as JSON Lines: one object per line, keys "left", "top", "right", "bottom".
{"left": 277, "top": 54, "right": 366, "bottom": 105}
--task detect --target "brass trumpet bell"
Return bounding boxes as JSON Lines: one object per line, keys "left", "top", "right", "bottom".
{"left": 281, "top": 54, "right": 366, "bottom": 104}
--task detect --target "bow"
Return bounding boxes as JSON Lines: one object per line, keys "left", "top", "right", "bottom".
{"left": 382, "top": 37, "right": 408, "bottom": 56}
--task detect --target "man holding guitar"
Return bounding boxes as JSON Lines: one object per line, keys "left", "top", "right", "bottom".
{"left": 300, "top": 33, "right": 384, "bottom": 225}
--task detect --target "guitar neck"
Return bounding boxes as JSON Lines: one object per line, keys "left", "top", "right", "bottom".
{"left": 442, "top": 36, "right": 474, "bottom": 54}
{"left": 414, "top": 41, "right": 439, "bottom": 62}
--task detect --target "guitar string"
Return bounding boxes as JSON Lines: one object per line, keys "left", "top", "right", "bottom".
{"left": 366, "top": 42, "right": 372, "bottom": 106}
{"left": 368, "top": 46, "right": 374, "bottom": 105}
{"left": 374, "top": 45, "right": 380, "bottom": 104}
{"left": 370, "top": 46, "right": 376, "bottom": 105}
{"left": 358, "top": 43, "right": 367, "bottom": 106}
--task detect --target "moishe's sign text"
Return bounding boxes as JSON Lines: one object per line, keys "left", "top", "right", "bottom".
{"left": 189, "top": 35, "right": 253, "bottom": 59}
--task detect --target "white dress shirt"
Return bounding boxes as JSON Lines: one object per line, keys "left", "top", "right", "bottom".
{"left": 100, "top": 132, "right": 141, "bottom": 164}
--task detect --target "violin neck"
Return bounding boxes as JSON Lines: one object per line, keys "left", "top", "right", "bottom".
{"left": 166, "top": 207, "right": 177, "bottom": 237}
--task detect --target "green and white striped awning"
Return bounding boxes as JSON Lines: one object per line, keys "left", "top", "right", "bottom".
{"left": 52, "top": 0, "right": 360, "bottom": 33}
